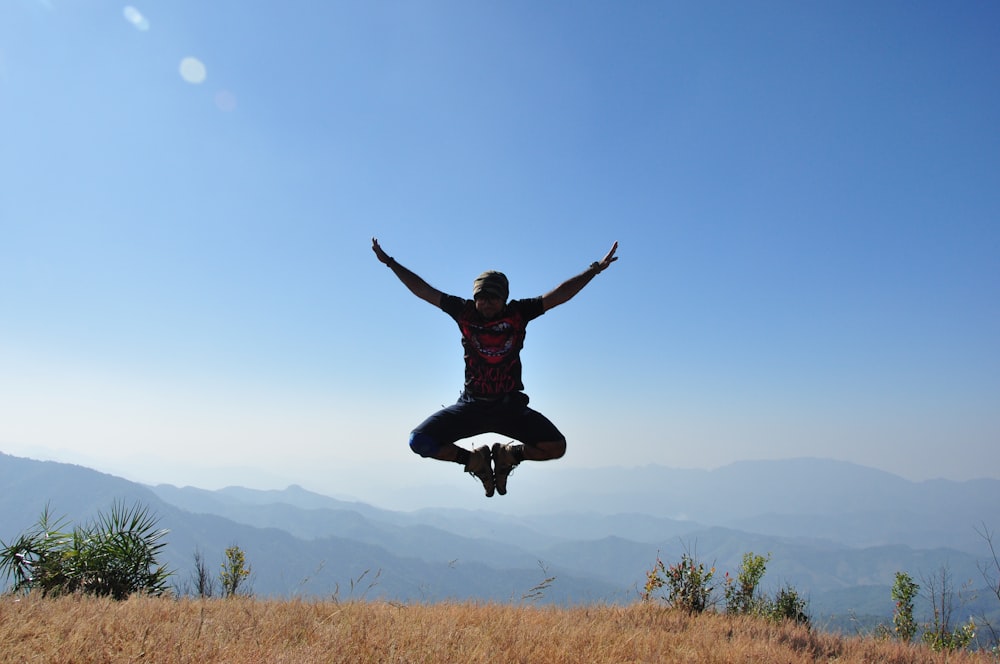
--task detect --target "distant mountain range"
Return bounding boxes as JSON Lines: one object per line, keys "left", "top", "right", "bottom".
{"left": 2, "top": 452, "right": 998, "bottom": 630}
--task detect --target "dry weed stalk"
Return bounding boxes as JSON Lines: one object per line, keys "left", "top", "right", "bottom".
{"left": 0, "top": 594, "right": 993, "bottom": 663}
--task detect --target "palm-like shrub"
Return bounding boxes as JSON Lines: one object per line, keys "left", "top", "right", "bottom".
{"left": 1, "top": 501, "right": 171, "bottom": 599}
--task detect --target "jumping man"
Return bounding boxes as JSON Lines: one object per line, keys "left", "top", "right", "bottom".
{"left": 371, "top": 237, "right": 618, "bottom": 497}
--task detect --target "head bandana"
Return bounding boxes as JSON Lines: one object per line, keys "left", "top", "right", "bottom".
{"left": 473, "top": 271, "right": 509, "bottom": 300}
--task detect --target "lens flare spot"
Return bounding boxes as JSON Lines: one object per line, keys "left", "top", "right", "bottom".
{"left": 123, "top": 6, "right": 150, "bottom": 31}
{"left": 179, "top": 57, "right": 207, "bottom": 84}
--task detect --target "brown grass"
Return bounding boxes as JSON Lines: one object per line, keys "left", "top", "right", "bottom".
{"left": 0, "top": 595, "right": 993, "bottom": 663}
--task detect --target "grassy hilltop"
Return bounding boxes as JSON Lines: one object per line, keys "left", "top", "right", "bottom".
{"left": 1, "top": 595, "right": 994, "bottom": 664}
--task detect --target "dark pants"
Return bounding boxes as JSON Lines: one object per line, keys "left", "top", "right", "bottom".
{"left": 409, "top": 391, "right": 565, "bottom": 457}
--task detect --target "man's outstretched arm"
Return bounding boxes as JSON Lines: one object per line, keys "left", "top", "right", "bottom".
{"left": 541, "top": 241, "right": 618, "bottom": 312}
{"left": 371, "top": 237, "right": 443, "bottom": 307}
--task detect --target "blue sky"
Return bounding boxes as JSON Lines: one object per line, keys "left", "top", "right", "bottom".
{"left": 1, "top": 1, "right": 998, "bottom": 501}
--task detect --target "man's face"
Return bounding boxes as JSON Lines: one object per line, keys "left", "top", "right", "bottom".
{"left": 474, "top": 293, "right": 505, "bottom": 320}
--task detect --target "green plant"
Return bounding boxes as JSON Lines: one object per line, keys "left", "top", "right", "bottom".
{"left": 769, "top": 585, "right": 810, "bottom": 626}
{"left": 724, "top": 552, "right": 770, "bottom": 615}
{"left": 220, "top": 545, "right": 251, "bottom": 598}
{"left": 923, "top": 619, "right": 977, "bottom": 653}
{"left": 0, "top": 504, "right": 70, "bottom": 595}
{"left": 921, "top": 565, "right": 976, "bottom": 652}
{"left": 643, "top": 550, "right": 716, "bottom": 613}
{"left": 891, "top": 571, "right": 919, "bottom": 642}
{"left": 0, "top": 501, "right": 171, "bottom": 599}
{"left": 643, "top": 550, "right": 810, "bottom": 626}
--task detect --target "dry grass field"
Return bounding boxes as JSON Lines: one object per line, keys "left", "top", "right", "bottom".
{"left": 0, "top": 594, "right": 994, "bottom": 664}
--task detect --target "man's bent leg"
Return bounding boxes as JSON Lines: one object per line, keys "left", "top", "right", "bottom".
{"left": 409, "top": 403, "right": 496, "bottom": 497}
{"left": 522, "top": 438, "right": 566, "bottom": 461}
{"left": 491, "top": 437, "right": 566, "bottom": 496}
{"left": 491, "top": 401, "right": 567, "bottom": 495}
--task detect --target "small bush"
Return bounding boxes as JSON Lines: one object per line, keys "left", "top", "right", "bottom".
{"left": 643, "top": 551, "right": 716, "bottom": 613}
{"left": 645, "top": 549, "right": 810, "bottom": 627}
{"left": 220, "top": 545, "right": 252, "bottom": 598}
{"left": 769, "top": 585, "right": 810, "bottom": 626}
{"left": 724, "top": 552, "right": 770, "bottom": 616}
{"left": 892, "top": 571, "right": 919, "bottom": 642}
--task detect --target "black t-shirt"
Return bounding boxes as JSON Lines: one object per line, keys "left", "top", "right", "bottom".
{"left": 440, "top": 294, "right": 545, "bottom": 398}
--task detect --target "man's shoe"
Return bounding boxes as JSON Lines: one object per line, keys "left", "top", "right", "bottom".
{"left": 465, "top": 446, "right": 495, "bottom": 497}
{"left": 492, "top": 442, "right": 519, "bottom": 496}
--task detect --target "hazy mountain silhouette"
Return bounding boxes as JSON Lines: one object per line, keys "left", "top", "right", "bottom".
{"left": 2, "top": 451, "right": 997, "bottom": 626}
{"left": 456, "top": 458, "right": 998, "bottom": 554}
{"left": 0, "top": 453, "right": 613, "bottom": 602}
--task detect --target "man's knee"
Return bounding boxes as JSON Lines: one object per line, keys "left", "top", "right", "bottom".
{"left": 409, "top": 431, "right": 440, "bottom": 458}
{"left": 551, "top": 438, "right": 567, "bottom": 459}
{"left": 536, "top": 438, "right": 566, "bottom": 460}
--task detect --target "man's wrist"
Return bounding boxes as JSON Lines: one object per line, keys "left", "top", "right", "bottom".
{"left": 589, "top": 261, "right": 602, "bottom": 274}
